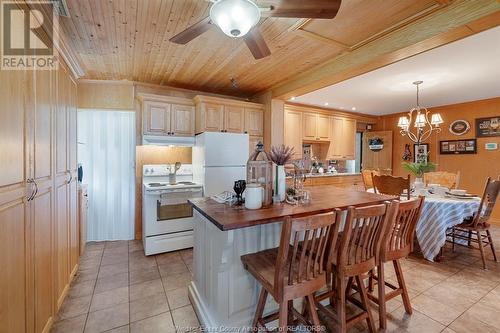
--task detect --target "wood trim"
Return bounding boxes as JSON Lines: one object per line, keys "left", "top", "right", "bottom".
{"left": 285, "top": 102, "right": 378, "bottom": 124}
{"left": 137, "top": 93, "right": 194, "bottom": 106}
{"left": 194, "top": 95, "right": 264, "bottom": 109}
{"left": 270, "top": 0, "right": 500, "bottom": 99}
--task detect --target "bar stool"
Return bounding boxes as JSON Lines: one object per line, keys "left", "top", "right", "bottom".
{"left": 241, "top": 211, "right": 340, "bottom": 331}
{"left": 314, "top": 202, "right": 398, "bottom": 333}
{"left": 367, "top": 197, "right": 425, "bottom": 329}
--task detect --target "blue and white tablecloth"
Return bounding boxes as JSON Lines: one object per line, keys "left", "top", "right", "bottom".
{"left": 415, "top": 195, "right": 480, "bottom": 261}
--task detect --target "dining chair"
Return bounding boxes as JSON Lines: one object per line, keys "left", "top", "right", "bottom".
{"left": 241, "top": 211, "right": 340, "bottom": 331}
{"left": 424, "top": 171, "right": 460, "bottom": 189}
{"left": 362, "top": 169, "right": 380, "bottom": 190}
{"left": 313, "top": 201, "right": 399, "bottom": 333}
{"left": 367, "top": 196, "right": 425, "bottom": 329}
{"left": 372, "top": 174, "right": 411, "bottom": 200}
{"left": 446, "top": 177, "right": 500, "bottom": 269}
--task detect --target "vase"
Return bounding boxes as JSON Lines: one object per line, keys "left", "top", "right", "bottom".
{"left": 275, "top": 165, "right": 286, "bottom": 202}
{"left": 414, "top": 177, "right": 424, "bottom": 191}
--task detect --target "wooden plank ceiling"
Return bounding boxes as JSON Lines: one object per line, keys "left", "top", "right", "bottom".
{"left": 59, "top": 0, "right": 450, "bottom": 97}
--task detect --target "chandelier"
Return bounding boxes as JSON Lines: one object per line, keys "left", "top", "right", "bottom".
{"left": 397, "top": 81, "right": 443, "bottom": 145}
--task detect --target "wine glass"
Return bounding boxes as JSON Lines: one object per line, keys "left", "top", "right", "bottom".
{"left": 233, "top": 180, "right": 246, "bottom": 205}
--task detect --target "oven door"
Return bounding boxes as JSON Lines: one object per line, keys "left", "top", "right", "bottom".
{"left": 145, "top": 188, "right": 202, "bottom": 237}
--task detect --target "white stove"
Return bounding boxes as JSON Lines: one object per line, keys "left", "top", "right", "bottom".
{"left": 142, "top": 164, "right": 203, "bottom": 255}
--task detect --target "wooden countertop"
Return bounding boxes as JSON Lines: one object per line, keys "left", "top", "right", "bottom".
{"left": 189, "top": 186, "right": 395, "bottom": 231}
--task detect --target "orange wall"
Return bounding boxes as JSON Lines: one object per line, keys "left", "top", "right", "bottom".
{"left": 375, "top": 97, "right": 500, "bottom": 220}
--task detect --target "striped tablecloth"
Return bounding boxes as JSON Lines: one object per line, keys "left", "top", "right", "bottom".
{"left": 416, "top": 195, "right": 480, "bottom": 261}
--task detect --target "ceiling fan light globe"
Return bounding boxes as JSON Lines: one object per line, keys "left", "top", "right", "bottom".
{"left": 210, "top": 0, "right": 261, "bottom": 38}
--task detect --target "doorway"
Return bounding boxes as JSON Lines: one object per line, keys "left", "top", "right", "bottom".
{"left": 78, "top": 110, "right": 136, "bottom": 241}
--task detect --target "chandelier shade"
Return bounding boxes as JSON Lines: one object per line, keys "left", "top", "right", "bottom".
{"left": 210, "top": 0, "right": 261, "bottom": 38}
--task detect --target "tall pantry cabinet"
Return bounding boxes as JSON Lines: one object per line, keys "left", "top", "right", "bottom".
{"left": 0, "top": 61, "right": 79, "bottom": 333}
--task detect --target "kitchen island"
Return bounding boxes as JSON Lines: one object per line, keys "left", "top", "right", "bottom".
{"left": 187, "top": 186, "right": 394, "bottom": 329}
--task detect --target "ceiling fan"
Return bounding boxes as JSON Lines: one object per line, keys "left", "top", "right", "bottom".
{"left": 169, "top": 0, "right": 342, "bottom": 60}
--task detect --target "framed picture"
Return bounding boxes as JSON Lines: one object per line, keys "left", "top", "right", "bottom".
{"left": 440, "top": 139, "right": 477, "bottom": 154}
{"left": 449, "top": 120, "right": 471, "bottom": 136}
{"left": 413, "top": 143, "right": 429, "bottom": 163}
{"left": 476, "top": 116, "right": 500, "bottom": 137}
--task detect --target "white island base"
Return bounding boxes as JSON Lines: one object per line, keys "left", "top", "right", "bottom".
{"left": 188, "top": 210, "right": 283, "bottom": 329}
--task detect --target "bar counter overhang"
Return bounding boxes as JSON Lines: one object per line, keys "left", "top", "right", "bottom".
{"left": 187, "top": 186, "right": 394, "bottom": 329}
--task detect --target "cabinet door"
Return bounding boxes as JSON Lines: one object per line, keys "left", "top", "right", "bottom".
{"left": 56, "top": 68, "right": 68, "bottom": 176}
{"left": 171, "top": 104, "right": 194, "bottom": 136}
{"left": 302, "top": 113, "right": 317, "bottom": 140}
{"left": 342, "top": 119, "right": 357, "bottom": 159}
{"left": 203, "top": 103, "right": 224, "bottom": 132}
{"left": 244, "top": 108, "right": 264, "bottom": 136}
{"left": 68, "top": 80, "right": 77, "bottom": 171}
{"left": 328, "top": 117, "right": 344, "bottom": 159}
{"left": 224, "top": 105, "right": 245, "bottom": 133}
{"left": 249, "top": 136, "right": 263, "bottom": 157}
{"left": 0, "top": 69, "right": 30, "bottom": 333}
{"left": 69, "top": 179, "right": 78, "bottom": 275}
{"left": 317, "top": 115, "right": 331, "bottom": 141}
{"left": 55, "top": 182, "right": 69, "bottom": 307}
{"left": 284, "top": 110, "right": 303, "bottom": 159}
{"left": 144, "top": 101, "right": 171, "bottom": 135}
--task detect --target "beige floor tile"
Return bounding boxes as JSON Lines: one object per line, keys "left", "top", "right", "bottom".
{"left": 130, "top": 293, "right": 170, "bottom": 323}
{"left": 129, "top": 266, "right": 160, "bottom": 285}
{"left": 171, "top": 305, "right": 200, "bottom": 333}
{"left": 130, "top": 312, "right": 175, "bottom": 333}
{"left": 95, "top": 272, "right": 129, "bottom": 294}
{"left": 411, "top": 294, "right": 464, "bottom": 326}
{"left": 166, "top": 287, "right": 190, "bottom": 310}
{"left": 103, "top": 325, "right": 129, "bottom": 333}
{"left": 99, "top": 262, "right": 129, "bottom": 279}
{"left": 105, "top": 241, "right": 129, "bottom": 249}
{"left": 90, "top": 286, "right": 129, "bottom": 312}
{"left": 422, "top": 283, "right": 477, "bottom": 311}
{"left": 51, "top": 314, "right": 87, "bottom": 333}
{"left": 73, "top": 269, "right": 99, "bottom": 283}
{"left": 101, "top": 253, "right": 128, "bottom": 267}
{"left": 441, "top": 328, "right": 458, "bottom": 333}
{"left": 158, "top": 261, "right": 189, "bottom": 277}
{"left": 180, "top": 248, "right": 193, "bottom": 261}
{"left": 465, "top": 300, "right": 500, "bottom": 329}
{"left": 162, "top": 272, "right": 192, "bottom": 291}
{"left": 129, "top": 279, "right": 165, "bottom": 301}
{"left": 449, "top": 311, "right": 500, "bottom": 333}
{"left": 84, "top": 303, "right": 129, "bottom": 333}
{"left": 129, "top": 257, "right": 158, "bottom": 271}
{"left": 385, "top": 307, "right": 445, "bottom": 333}
{"left": 68, "top": 279, "right": 96, "bottom": 298}
{"left": 56, "top": 295, "right": 92, "bottom": 321}
{"left": 156, "top": 252, "right": 183, "bottom": 266}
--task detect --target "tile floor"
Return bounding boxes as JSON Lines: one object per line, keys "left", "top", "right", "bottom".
{"left": 51, "top": 226, "right": 500, "bottom": 333}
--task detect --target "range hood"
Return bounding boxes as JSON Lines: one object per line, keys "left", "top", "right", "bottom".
{"left": 142, "top": 135, "right": 195, "bottom": 147}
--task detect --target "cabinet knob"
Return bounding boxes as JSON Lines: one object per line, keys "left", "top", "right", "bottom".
{"left": 171, "top": 132, "right": 175, "bottom": 136}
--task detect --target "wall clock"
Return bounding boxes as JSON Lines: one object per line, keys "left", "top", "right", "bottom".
{"left": 449, "top": 120, "right": 470, "bottom": 136}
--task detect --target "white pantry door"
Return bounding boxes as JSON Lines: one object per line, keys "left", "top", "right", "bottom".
{"left": 78, "top": 110, "right": 136, "bottom": 241}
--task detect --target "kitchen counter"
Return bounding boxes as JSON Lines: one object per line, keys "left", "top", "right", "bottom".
{"left": 286, "top": 172, "right": 361, "bottom": 178}
{"left": 187, "top": 186, "right": 393, "bottom": 329}
{"left": 189, "top": 185, "right": 392, "bottom": 231}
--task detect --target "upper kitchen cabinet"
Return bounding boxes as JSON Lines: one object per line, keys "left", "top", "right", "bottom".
{"left": 244, "top": 107, "right": 264, "bottom": 136}
{"left": 139, "top": 94, "right": 195, "bottom": 137}
{"left": 284, "top": 109, "right": 303, "bottom": 159}
{"left": 303, "top": 113, "right": 331, "bottom": 141}
{"left": 328, "top": 117, "right": 357, "bottom": 160}
{"left": 194, "top": 95, "right": 264, "bottom": 135}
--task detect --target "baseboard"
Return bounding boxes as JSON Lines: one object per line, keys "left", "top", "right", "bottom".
{"left": 42, "top": 316, "right": 54, "bottom": 333}
{"left": 56, "top": 263, "right": 79, "bottom": 311}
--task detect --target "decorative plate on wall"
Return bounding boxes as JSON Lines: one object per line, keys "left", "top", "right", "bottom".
{"left": 449, "top": 120, "right": 470, "bottom": 136}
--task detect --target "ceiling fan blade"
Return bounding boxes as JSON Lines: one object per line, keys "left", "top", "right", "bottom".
{"left": 263, "top": 0, "right": 342, "bottom": 19}
{"left": 244, "top": 28, "right": 271, "bottom": 60}
{"left": 169, "top": 16, "right": 212, "bottom": 44}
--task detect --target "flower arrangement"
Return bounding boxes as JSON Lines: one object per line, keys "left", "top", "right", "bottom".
{"left": 268, "top": 145, "right": 294, "bottom": 166}
{"left": 402, "top": 160, "right": 436, "bottom": 178}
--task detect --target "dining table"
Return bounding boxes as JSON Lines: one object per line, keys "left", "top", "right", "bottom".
{"left": 415, "top": 194, "right": 481, "bottom": 261}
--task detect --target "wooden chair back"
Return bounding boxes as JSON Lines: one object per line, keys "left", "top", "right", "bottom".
{"left": 275, "top": 211, "right": 340, "bottom": 294}
{"left": 362, "top": 169, "right": 380, "bottom": 190}
{"left": 382, "top": 197, "right": 425, "bottom": 261}
{"left": 472, "top": 177, "right": 500, "bottom": 228}
{"left": 337, "top": 202, "right": 398, "bottom": 276}
{"left": 424, "top": 171, "right": 460, "bottom": 189}
{"left": 372, "top": 174, "right": 411, "bottom": 200}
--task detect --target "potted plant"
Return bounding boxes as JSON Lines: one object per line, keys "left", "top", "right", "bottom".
{"left": 268, "top": 145, "right": 294, "bottom": 202}
{"left": 402, "top": 158, "right": 436, "bottom": 189}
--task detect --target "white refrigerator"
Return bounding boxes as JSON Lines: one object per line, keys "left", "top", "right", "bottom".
{"left": 192, "top": 132, "right": 249, "bottom": 197}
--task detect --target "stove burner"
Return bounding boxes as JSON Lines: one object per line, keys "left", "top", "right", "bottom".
{"left": 178, "top": 181, "right": 196, "bottom": 185}
{"left": 148, "top": 182, "right": 167, "bottom": 187}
